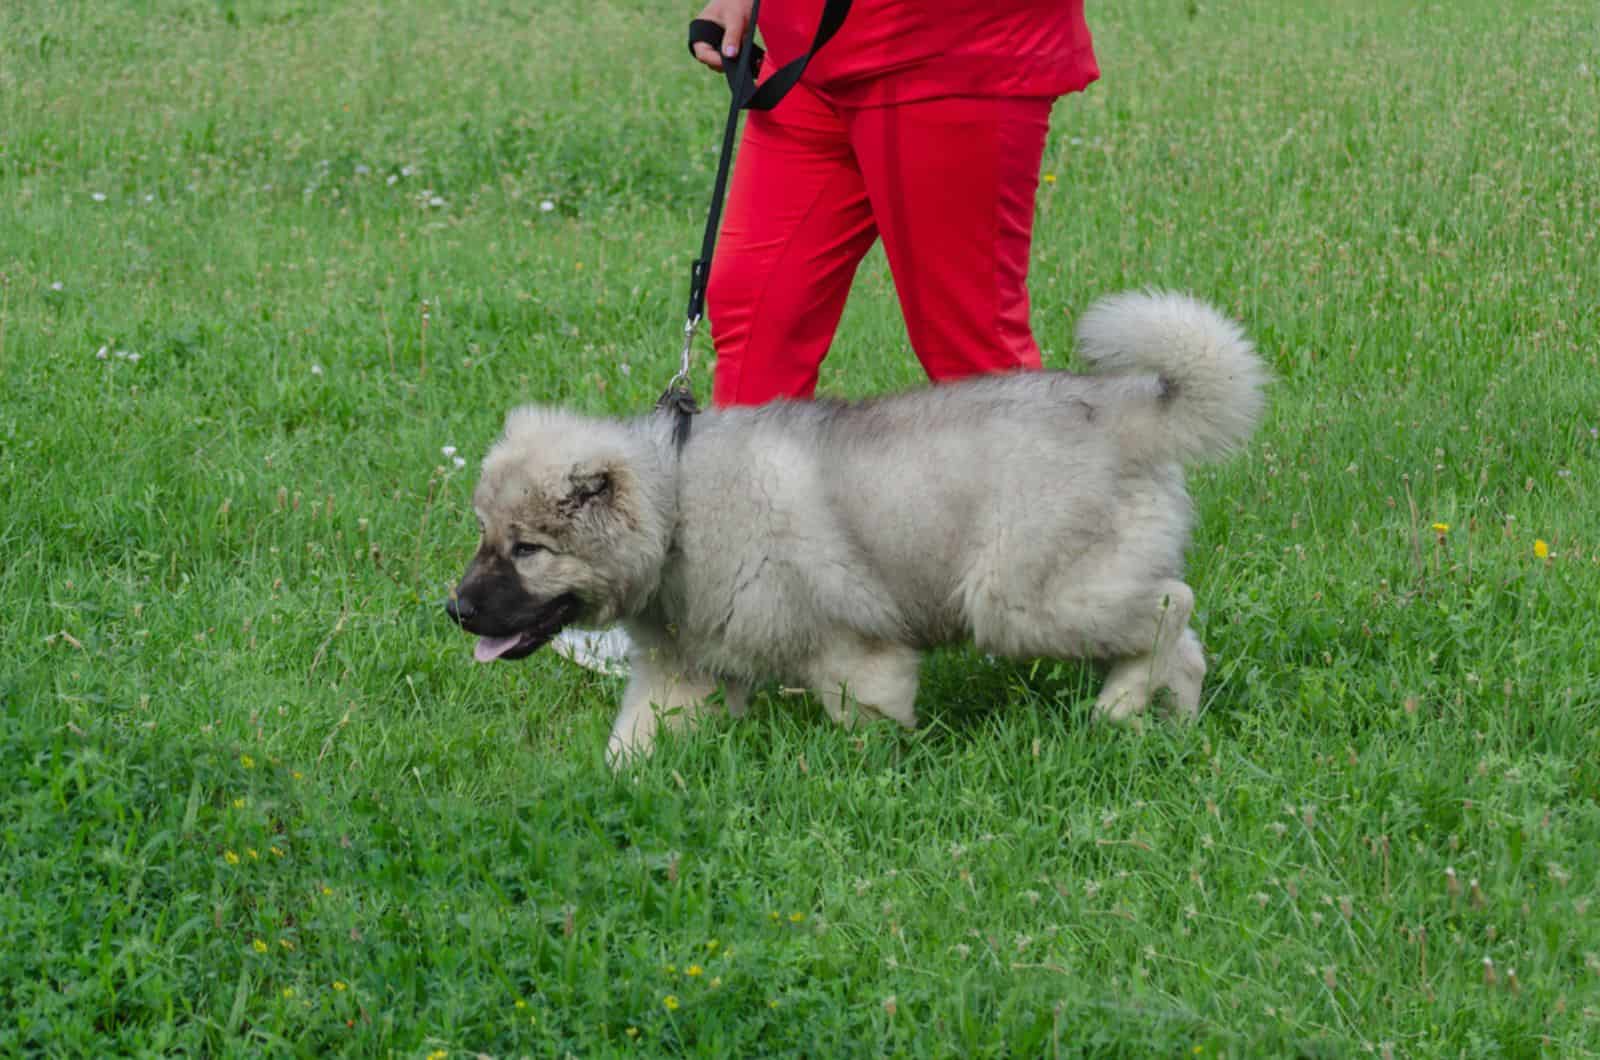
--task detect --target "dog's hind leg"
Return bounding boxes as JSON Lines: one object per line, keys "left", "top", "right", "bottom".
{"left": 1091, "top": 580, "right": 1204, "bottom": 725}
{"left": 607, "top": 652, "right": 718, "bottom": 768}
{"left": 806, "top": 638, "right": 921, "bottom": 730}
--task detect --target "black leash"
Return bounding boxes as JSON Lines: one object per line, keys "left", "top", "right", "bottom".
{"left": 657, "top": 0, "right": 853, "bottom": 451}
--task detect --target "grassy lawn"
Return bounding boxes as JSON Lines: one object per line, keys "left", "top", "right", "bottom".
{"left": 3, "top": 0, "right": 1598, "bottom": 1054}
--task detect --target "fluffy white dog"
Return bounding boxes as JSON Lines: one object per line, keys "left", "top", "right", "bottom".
{"left": 449, "top": 291, "right": 1266, "bottom": 764}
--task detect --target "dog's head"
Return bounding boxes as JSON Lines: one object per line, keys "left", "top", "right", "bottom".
{"left": 448, "top": 407, "right": 670, "bottom": 662}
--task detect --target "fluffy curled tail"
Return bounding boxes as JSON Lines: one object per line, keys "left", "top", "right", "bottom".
{"left": 1076, "top": 289, "right": 1268, "bottom": 464}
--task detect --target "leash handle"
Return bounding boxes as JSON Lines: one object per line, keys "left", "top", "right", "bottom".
{"left": 687, "top": 18, "right": 766, "bottom": 93}
{"left": 686, "top": 0, "right": 853, "bottom": 112}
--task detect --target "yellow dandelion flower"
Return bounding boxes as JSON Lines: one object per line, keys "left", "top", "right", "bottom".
{"left": 1534, "top": 539, "right": 1549, "bottom": 559}
{"left": 293, "top": 771, "right": 304, "bottom": 780}
{"left": 281, "top": 987, "right": 295, "bottom": 999}
{"left": 321, "top": 886, "right": 333, "bottom": 897}
{"left": 686, "top": 964, "right": 703, "bottom": 977}
{"left": 332, "top": 980, "right": 347, "bottom": 992}
{"left": 224, "top": 850, "right": 240, "bottom": 865}
{"left": 1043, "top": 173, "right": 1058, "bottom": 184}
{"left": 768, "top": 999, "right": 779, "bottom": 1009}
{"left": 1431, "top": 522, "right": 1449, "bottom": 534}
{"left": 252, "top": 939, "right": 268, "bottom": 953}
{"left": 626, "top": 1026, "right": 640, "bottom": 1038}
{"left": 789, "top": 912, "right": 805, "bottom": 923}
{"left": 270, "top": 846, "right": 284, "bottom": 858}
{"left": 240, "top": 754, "right": 255, "bottom": 769}
{"left": 232, "top": 798, "right": 246, "bottom": 809}
{"left": 662, "top": 994, "right": 680, "bottom": 1011}
{"left": 514, "top": 999, "right": 527, "bottom": 1010}
{"left": 427, "top": 1051, "right": 448, "bottom": 1060}
{"left": 246, "top": 848, "right": 259, "bottom": 860}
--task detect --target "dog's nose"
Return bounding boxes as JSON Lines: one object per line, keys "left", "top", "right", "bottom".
{"left": 445, "top": 595, "right": 475, "bottom": 626}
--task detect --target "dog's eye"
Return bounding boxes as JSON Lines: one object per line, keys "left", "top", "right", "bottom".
{"left": 511, "top": 542, "right": 546, "bottom": 559}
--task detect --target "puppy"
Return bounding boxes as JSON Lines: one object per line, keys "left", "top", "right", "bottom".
{"left": 449, "top": 291, "right": 1266, "bottom": 763}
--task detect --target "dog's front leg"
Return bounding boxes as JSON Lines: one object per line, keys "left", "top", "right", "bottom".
{"left": 606, "top": 653, "right": 717, "bottom": 768}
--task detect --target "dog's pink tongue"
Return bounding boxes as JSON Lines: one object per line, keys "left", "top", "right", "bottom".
{"left": 474, "top": 635, "right": 525, "bottom": 663}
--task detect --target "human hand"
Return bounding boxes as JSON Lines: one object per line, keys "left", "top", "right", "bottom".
{"left": 691, "top": 0, "right": 755, "bottom": 71}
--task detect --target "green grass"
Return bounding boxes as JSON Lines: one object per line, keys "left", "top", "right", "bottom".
{"left": 3, "top": 0, "right": 1599, "bottom": 1054}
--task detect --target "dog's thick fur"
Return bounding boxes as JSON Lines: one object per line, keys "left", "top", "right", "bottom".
{"left": 450, "top": 291, "right": 1266, "bottom": 763}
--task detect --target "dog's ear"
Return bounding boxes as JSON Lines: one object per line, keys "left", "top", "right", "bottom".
{"left": 563, "top": 459, "right": 620, "bottom": 511}
{"left": 560, "top": 455, "right": 646, "bottom": 529}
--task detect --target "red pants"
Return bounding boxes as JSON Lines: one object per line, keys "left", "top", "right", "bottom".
{"left": 708, "top": 86, "right": 1054, "bottom": 407}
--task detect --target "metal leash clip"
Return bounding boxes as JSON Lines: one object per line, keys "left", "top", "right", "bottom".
{"left": 670, "top": 314, "right": 699, "bottom": 394}
{"left": 656, "top": 314, "right": 702, "bottom": 452}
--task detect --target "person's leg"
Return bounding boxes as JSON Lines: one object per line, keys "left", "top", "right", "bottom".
{"left": 847, "top": 96, "right": 1054, "bottom": 382}
{"left": 709, "top": 82, "right": 880, "bottom": 406}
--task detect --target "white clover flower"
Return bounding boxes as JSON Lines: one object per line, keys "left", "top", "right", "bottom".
{"left": 144, "top": 194, "right": 155, "bottom": 203}
{"left": 311, "top": 364, "right": 324, "bottom": 376}
{"left": 50, "top": 281, "right": 64, "bottom": 292}
{"left": 401, "top": 165, "right": 415, "bottom": 177}
{"left": 441, "top": 445, "right": 458, "bottom": 458}
{"left": 355, "top": 164, "right": 371, "bottom": 176}
{"left": 386, "top": 174, "right": 399, "bottom": 186}
{"left": 127, "top": 353, "right": 141, "bottom": 364}
{"left": 618, "top": 362, "right": 631, "bottom": 377}
{"left": 91, "top": 192, "right": 107, "bottom": 202}
{"left": 452, "top": 456, "right": 466, "bottom": 469}
{"left": 429, "top": 196, "right": 445, "bottom": 208}
{"left": 539, "top": 200, "right": 555, "bottom": 212}
{"left": 96, "top": 346, "right": 109, "bottom": 360}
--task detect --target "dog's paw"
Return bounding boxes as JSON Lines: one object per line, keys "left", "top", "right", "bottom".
{"left": 605, "top": 732, "right": 651, "bottom": 771}
{"left": 1159, "top": 631, "right": 1207, "bottom": 721}
{"left": 1091, "top": 670, "right": 1152, "bottom": 727}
